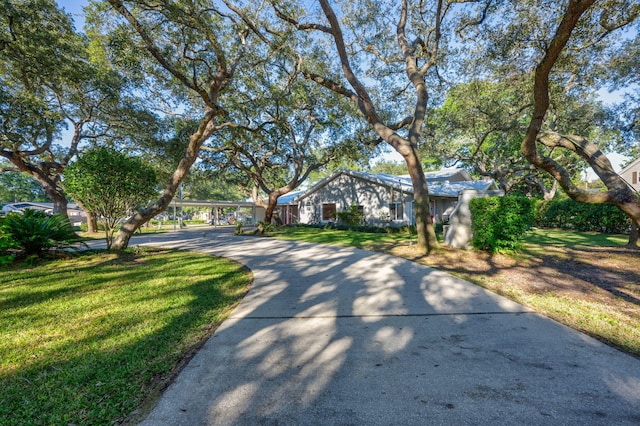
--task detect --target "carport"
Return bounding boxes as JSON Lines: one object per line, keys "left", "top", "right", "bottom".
{"left": 171, "top": 199, "right": 265, "bottom": 226}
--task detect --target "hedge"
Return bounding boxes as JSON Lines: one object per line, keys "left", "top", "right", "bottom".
{"left": 535, "top": 199, "right": 629, "bottom": 234}
{"left": 470, "top": 196, "right": 535, "bottom": 253}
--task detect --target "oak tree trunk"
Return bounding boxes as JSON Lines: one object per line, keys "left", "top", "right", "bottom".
{"left": 629, "top": 219, "right": 639, "bottom": 248}
{"left": 111, "top": 110, "right": 218, "bottom": 250}
{"left": 404, "top": 151, "right": 438, "bottom": 254}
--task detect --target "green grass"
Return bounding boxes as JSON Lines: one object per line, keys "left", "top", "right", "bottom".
{"left": 272, "top": 225, "right": 417, "bottom": 249}
{"left": 0, "top": 248, "right": 251, "bottom": 425}
{"left": 524, "top": 227, "right": 628, "bottom": 247}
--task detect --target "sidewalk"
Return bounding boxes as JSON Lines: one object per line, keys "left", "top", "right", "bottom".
{"left": 131, "top": 228, "right": 640, "bottom": 425}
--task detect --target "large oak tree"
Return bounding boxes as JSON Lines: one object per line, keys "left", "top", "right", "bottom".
{"left": 94, "top": 0, "right": 262, "bottom": 249}
{"left": 481, "top": 0, "right": 640, "bottom": 246}
{"left": 1, "top": 0, "right": 158, "bottom": 233}
{"left": 262, "top": 0, "right": 483, "bottom": 254}
{"left": 201, "top": 71, "right": 367, "bottom": 226}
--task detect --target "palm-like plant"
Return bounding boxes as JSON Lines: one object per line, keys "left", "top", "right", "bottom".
{"left": 1, "top": 210, "right": 86, "bottom": 257}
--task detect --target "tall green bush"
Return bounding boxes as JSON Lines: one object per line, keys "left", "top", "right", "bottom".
{"left": 470, "top": 196, "right": 535, "bottom": 253}
{"left": 63, "top": 147, "right": 158, "bottom": 249}
{"left": 535, "top": 199, "right": 628, "bottom": 233}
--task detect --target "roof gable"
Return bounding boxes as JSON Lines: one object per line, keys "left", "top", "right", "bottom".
{"left": 619, "top": 157, "right": 640, "bottom": 174}
{"left": 295, "top": 169, "right": 413, "bottom": 202}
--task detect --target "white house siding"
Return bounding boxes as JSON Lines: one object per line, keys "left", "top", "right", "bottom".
{"left": 619, "top": 158, "right": 640, "bottom": 192}
{"left": 298, "top": 174, "right": 413, "bottom": 226}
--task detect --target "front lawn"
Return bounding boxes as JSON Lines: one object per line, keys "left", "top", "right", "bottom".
{"left": 272, "top": 225, "right": 419, "bottom": 249}
{"left": 0, "top": 248, "right": 251, "bottom": 425}
{"left": 524, "top": 227, "right": 628, "bottom": 247}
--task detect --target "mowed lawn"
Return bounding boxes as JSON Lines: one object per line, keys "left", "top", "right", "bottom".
{"left": 0, "top": 248, "right": 251, "bottom": 425}
{"left": 523, "top": 227, "right": 628, "bottom": 247}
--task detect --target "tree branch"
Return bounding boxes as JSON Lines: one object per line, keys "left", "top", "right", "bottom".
{"left": 271, "top": 3, "right": 332, "bottom": 33}
{"left": 107, "top": 0, "right": 210, "bottom": 102}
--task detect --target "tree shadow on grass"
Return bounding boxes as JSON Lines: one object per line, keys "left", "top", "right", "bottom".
{"left": 0, "top": 250, "right": 251, "bottom": 425}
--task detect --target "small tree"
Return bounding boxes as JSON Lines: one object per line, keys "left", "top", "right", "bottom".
{"left": 63, "top": 147, "right": 158, "bottom": 249}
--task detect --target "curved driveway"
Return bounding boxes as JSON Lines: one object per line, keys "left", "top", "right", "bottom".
{"left": 127, "top": 227, "right": 640, "bottom": 425}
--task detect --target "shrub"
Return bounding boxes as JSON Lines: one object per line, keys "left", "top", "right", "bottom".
{"left": 470, "top": 196, "right": 534, "bottom": 253}
{"left": 535, "top": 199, "right": 629, "bottom": 233}
{"left": 0, "top": 221, "right": 18, "bottom": 266}
{"left": 2, "top": 210, "right": 86, "bottom": 257}
{"left": 335, "top": 204, "right": 364, "bottom": 225}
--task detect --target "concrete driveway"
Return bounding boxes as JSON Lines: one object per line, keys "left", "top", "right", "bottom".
{"left": 123, "top": 227, "right": 640, "bottom": 425}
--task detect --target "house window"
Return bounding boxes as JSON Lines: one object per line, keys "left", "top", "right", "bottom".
{"left": 389, "top": 202, "right": 403, "bottom": 221}
{"left": 322, "top": 203, "right": 337, "bottom": 221}
{"left": 633, "top": 171, "right": 638, "bottom": 185}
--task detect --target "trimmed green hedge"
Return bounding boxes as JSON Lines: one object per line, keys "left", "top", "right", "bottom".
{"left": 535, "top": 199, "right": 629, "bottom": 234}
{"left": 470, "top": 196, "right": 535, "bottom": 253}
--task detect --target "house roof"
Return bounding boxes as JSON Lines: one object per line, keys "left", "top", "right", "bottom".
{"left": 277, "top": 190, "right": 305, "bottom": 205}
{"left": 292, "top": 168, "right": 497, "bottom": 203}
{"left": 1, "top": 202, "right": 83, "bottom": 213}
{"left": 429, "top": 179, "right": 497, "bottom": 197}
{"left": 399, "top": 167, "right": 473, "bottom": 182}
{"left": 619, "top": 157, "right": 640, "bottom": 174}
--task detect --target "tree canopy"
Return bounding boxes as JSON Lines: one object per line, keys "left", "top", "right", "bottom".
{"left": 7, "top": 0, "right": 636, "bottom": 250}
{"left": 0, "top": 0, "right": 161, "bottom": 223}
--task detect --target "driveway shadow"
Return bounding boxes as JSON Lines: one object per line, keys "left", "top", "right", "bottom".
{"left": 135, "top": 229, "right": 640, "bottom": 425}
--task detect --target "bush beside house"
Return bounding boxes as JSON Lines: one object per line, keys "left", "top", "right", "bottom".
{"left": 470, "top": 196, "right": 535, "bottom": 252}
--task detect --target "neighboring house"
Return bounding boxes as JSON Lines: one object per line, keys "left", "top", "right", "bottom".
{"left": 1, "top": 202, "right": 87, "bottom": 226}
{"left": 288, "top": 168, "right": 503, "bottom": 247}
{"left": 619, "top": 157, "right": 640, "bottom": 192}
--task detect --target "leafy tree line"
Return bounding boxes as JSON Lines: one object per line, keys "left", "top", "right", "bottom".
{"left": 535, "top": 198, "right": 630, "bottom": 234}
{"left": 470, "top": 195, "right": 631, "bottom": 253}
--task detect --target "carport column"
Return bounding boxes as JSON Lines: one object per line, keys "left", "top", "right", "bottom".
{"left": 402, "top": 195, "right": 407, "bottom": 224}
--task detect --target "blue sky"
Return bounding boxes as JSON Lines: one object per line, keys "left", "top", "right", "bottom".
{"left": 57, "top": 0, "right": 87, "bottom": 30}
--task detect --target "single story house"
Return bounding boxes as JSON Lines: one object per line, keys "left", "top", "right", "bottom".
{"left": 277, "top": 168, "right": 503, "bottom": 248}
{"left": 619, "top": 157, "right": 640, "bottom": 192}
